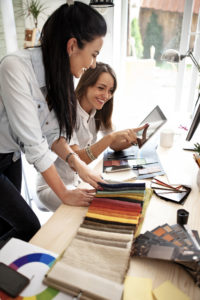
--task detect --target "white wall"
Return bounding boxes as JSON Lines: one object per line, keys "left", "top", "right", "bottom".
{"left": 24, "top": 0, "right": 115, "bottom": 67}
{"left": 0, "top": 0, "right": 18, "bottom": 53}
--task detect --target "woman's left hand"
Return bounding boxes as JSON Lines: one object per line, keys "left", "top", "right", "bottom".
{"left": 69, "top": 155, "right": 105, "bottom": 189}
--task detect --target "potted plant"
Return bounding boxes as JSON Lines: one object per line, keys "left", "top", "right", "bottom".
{"left": 16, "top": 0, "right": 48, "bottom": 47}
{"left": 19, "top": 0, "right": 47, "bottom": 28}
{"left": 194, "top": 142, "right": 200, "bottom": 156}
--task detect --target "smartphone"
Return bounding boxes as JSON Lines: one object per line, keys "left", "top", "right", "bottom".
{"left": 0, "top": 262, "right": 30, "bottom": 297}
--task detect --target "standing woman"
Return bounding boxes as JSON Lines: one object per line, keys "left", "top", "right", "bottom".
{"left": 0, "top": 2, "right": 107, "bottom": 241}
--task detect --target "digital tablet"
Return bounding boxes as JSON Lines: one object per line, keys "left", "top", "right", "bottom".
{"left": 137, "top": 105, "right": 167, "bottom": 148}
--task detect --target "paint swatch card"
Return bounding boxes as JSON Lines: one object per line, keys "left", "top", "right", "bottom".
{"left": 103, "top": 159, "right": 132, "bottom": 173}
{"left": 131, "top": 223, "right": 200, "bottom": 287}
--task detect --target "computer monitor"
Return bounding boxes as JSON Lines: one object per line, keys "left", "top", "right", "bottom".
{"left": 186, "top": 98, "right": 200, "bottom": 141}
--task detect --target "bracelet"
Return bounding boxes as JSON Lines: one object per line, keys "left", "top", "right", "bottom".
{"left": 65, "top": 152, "right": 77, "bottom": 164}
{"left": 85, "top": 146, "right": 96, "bottom": 161}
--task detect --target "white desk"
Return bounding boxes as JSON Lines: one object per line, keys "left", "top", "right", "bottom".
{"left": 30, "top": 143, "right": 200, "bottom": 300}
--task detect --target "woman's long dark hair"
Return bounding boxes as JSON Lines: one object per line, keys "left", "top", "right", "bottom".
{"left": 40, "top": 2, "right": 107, "bottom": 140}
{"left": 76, "top": 62, "right": 117, "bottom": 132}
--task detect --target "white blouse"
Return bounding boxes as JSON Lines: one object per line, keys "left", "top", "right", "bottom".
{"left": 0, "top": 47, "right": 62, "bottom": 172}
{"left": 36, "top": 101, "right": 112, "bottom": 190}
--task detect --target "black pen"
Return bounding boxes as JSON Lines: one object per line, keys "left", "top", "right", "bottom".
{"left": 132, "top": 165, "right": 144, "bottom": 170}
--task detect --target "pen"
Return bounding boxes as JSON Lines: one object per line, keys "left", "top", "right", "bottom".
{"left": 132, "top": 165, "right": 144, "bottom": 170}
{"left": 152, "top": 178, "right": 182, "bottom": 191}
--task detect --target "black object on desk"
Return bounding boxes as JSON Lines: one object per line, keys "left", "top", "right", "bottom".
{"left": 177, "top": 209, "right": 189, "bottom": 225}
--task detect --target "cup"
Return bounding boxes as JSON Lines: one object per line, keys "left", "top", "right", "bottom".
{"left": 177, "top": 209, "right": 189, "bottom": 225}
{"left": 160, "top": 129, "right": 174, "bottom": 148}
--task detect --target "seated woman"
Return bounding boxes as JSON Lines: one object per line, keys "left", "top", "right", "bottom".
{"left": 36, "top": 62, "right": 148, "bottom": 211}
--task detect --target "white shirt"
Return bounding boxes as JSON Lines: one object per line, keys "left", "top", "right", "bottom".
{"left": 0, "top": 47, "right": 63, "bottom": 172}
{"left": 36, "top": 101, "right": 112, "bottom": 190}
{"left": 75, "top": 101, "right": 98, "bottom": 148}
{"left": 36, "top": 102, "right": 97, "bottom": 190}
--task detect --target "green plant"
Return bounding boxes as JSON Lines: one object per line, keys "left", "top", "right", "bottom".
{"left": 131, "top": 18, "right": 143, "bottom": 58}
{"left": 194, "top": 143, "right": 200, "bottom": 155}
{"left": 17, "top": 0, "right": 48, "bottom": 28}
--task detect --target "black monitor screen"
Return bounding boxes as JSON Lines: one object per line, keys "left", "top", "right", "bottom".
{"left": 186, "top": 100, "right": 200, "bottom": 141}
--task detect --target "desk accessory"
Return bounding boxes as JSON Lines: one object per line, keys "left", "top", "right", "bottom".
{"left": 160, "top": 128, "right": 175, "bottom": 148}
{"left": 151, "top": 178, "right": 191, "bottom": 204}
{"left": 131, "top": 223, "right": 200, "bottom": 287}
{"left": 0, "top": 238, "right": 70, "bottom": 300}
{"left": 0, "top": 262, "right": 30, "bottom": 298}
{"left": 177, "top": 209, "right": 189, "bottom": 226}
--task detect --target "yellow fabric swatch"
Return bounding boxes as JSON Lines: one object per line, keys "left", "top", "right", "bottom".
{"left": 153, "top": 280, "right": 191, "bottom": 300}
{"left": 95, "top": 194, "right": 144, "bottom": 200}
{"left": 135, "top": 188, "right": 153, "bottom": 237}
{"left": 86, "top": 212, "right": 139, "bottom": 224}
{"left": 123, "top": 276, "right": 153, "bottom": 300}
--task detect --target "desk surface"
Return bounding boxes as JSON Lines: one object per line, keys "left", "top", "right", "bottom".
{"left": 30, "top": 143, "right": 200, "bottom": 300}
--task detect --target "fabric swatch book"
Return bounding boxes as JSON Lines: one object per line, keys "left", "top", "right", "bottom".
{"left": 44, "top": 182, "right": 152, "bottom": 300}
{"left": 0, "top": 238, "right": 72, "bottom": 300}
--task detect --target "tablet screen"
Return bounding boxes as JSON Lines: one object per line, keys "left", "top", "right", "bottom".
{"left": 137, "top": 105, "right": 167, "bottom": 148}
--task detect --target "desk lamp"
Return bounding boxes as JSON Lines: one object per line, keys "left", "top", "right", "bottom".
{"left": 89, "top": 0, "right": 114, "bottom": 8}
{"left": 161, "top": 49, "right": 200, "bottom": 72}
{"left": 89, "top": 0, "right": 114, "bottom": 15}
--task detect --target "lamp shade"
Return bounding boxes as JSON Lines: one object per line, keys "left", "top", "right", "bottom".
{"left": 161, "top": 49, "right": 181, "bottom": 63}
{"left": 89, "top": 0, "right": 114, "bottom": 8}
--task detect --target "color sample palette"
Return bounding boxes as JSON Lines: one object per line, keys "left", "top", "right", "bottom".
{"left": 131, "top": 223, "right": 200, "bottom": 286}
{"left": 0, "top": 253, "right": 59, "bottom": 300}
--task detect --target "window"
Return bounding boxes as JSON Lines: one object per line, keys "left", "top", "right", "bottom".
{"left": 112, "top": 0, "right": 200, "bottom": 131}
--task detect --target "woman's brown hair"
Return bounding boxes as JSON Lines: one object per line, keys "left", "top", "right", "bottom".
{"left": 75, "top": 62, "right": 117, "bottom": 132}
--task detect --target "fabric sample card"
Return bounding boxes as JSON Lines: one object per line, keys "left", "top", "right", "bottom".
{"left": 123, "top": 276, "right": 153, "bottom": 300}
{"left": 153, "top": 280, "right": 190, "bottom": 300}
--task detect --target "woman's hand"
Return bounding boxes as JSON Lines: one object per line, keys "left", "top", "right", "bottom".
{"left": 68, "top": 155, "right": 105, "bottom": 189}
{"left": 62, "top": 188, "right": 95, "bottom": 207}
{"left": 52, "top": 137, "right": 104, "bottom": 188}
{"left": 109, "top": 124, "right": 149, "bottom": 151}
{"left": 137, "top": 123, "right": 149, "bottom": 148}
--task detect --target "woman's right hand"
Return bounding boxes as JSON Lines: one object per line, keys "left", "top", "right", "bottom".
{"left": 109, "top": 124, "right": 149, "bottom": 151}
{"left": 62, "top": 188, "right": 95, "bottom": 207}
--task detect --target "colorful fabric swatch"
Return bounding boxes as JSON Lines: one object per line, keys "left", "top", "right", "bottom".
{"left": 44, "top": 182, "right": 152, "bottom": 300}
